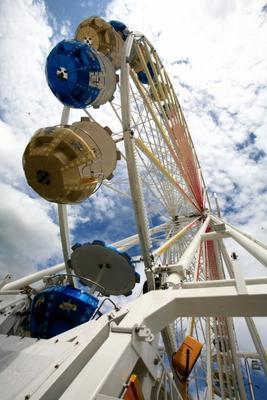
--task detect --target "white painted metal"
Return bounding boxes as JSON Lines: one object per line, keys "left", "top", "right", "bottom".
{"left": 230, "top": 254, "right": 248, "bottom": 295}
{"left": 58, "top": 280, "right": 267, "bottom": 399}
{"left": 58, "top": 106, "right": 73, "bottom": 285}
{"left": 205, "top": 318, "right": 213, "bottom": 400}
{"left": 120, "top": 34, "right": 154, "bottom": 291}
{"left": 214, "top": 192, "right": 221, "bottom": 219}
{"left": 244, "top": 358, "right": 256, "bottom": 400}
{"left": 166, "top": 216, "right": 210, "bottom": 285}
{"left": 71, "top": 120, "right": 118, "bottom": 180}
{"left": 226, "top": 317, "right": 248, "bottom": 400}
{"left": 112, "top": 222, "right": 168, "bottom": 251}
{"left": 0, "top": 263, "right": 65, "bottom": 291}
{"left": 1, "top": 23, "right": 266, "bottom": 400}
{"left": 245, "top": 316, "right": 267, "bottom": 376}
{"left": 211, "top": 215, "right": 267, "bottom": 267}
{"left": 49, "top": 30, "right": 267, "bottom": 400}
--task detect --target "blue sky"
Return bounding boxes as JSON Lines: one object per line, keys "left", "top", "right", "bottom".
{"left": 0, "top": 0, "right": 267, "bottom": 397}
{"left": 45, "top": 0, "right": 110, "bottom": 32}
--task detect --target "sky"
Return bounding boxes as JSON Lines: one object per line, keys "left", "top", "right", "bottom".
{"left": 0, "top": 0, "right": 267, "bottom": 396}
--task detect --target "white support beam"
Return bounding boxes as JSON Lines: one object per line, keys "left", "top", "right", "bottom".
{"left": 205, "top": 317, "right": 213, "bottom": 400}
{"left": 112, "top": 222, "right": 168, "bottom": 251}
{"left": 244, "top": 358, "right": 256, "bottom": 400}
{"left": 211, "top": 215, "right": 267, "bottom": 267}
{"left": 245, "top": 316, "right": 267, "bottom": 376}
{"left": 154, "top": 217, "right": 200, "bottom": 258}
{"left": 60, "top": 279, "right": 267, "bottom": 400}
{"left": 214, "top": 192, "right": 221, "bottom": 218}
{"left": 166, "top": 216, "right": 210, "bottom": 285}
{"left": 226, "top": 317, "right": 248, "bottom": 400}
{"left": 201, "top": 232, "right": 230, "bottom": 241}
{"left": 236, "top": 352, "right": 262, "bottom": 359}
{"left": 186, "top": 244, "right": 202, "bottom": 337}
{"left": 120, "top": 34, "right": 153, "bottom": 289}
{"left": 122, "top": 280, "right": 267, "bottom": 332}
{"left": 1, "top": 263, "right": 65, "bottom": 291}
{"left": 230, "top": 254, "right": 248, "bottom": 295}
{"left": 181, "top": 276, "right": 267, "bottom": 289}
{"left": 218, "top": 239, "right": 235, "bottom": 279}
{"left": 58, "top": 105, "right": 73, "bottom": 285}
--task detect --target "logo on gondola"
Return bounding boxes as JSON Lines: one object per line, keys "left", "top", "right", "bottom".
{"left": 59, "top": 301, "right": 77, "bottom": 312}
{"left": 35, "top": 296, "right": 45, "bottom": 307}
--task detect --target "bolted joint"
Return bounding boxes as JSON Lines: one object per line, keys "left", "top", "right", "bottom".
{"left": 110, "top": 323, "right": 155, "bottom": 343}
{"left": 231, "top": 252, "right": 238, "bottom": 260}
{"left": 135, "top": 324, "right": 155, "bottom": 343}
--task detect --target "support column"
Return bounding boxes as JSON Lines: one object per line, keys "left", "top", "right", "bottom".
{"left": 120, "top": 34, "right": 154, "bottom": 289}
{"left": 58, "top": 105, "right": 73, "bottom": 285}
{"left": 245, "top": 317, "right": 267, "bottom": 376}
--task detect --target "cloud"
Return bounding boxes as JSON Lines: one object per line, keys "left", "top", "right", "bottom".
{"left": 104, "top": 0, "right": 267, "bottom": 363}
{"left": 0, "top": 0, "right": 136, "bottom": 280}
{"left": 0, "top": 183, "right": 60, "bottom": 278}
{"left": 1, "top": 0, "right": 266, "bottom": 288}
{"left": 105, "top": 0, "right": 267, "bottom": 252}
{"left": 0, "top": 0, "right": 68, "bottom": 279}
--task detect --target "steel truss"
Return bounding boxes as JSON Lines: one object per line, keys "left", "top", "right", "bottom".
{"left": 0, "top": 30, "right": 267, "bottom": 400}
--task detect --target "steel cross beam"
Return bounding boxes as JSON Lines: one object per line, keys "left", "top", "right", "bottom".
{"left": 60, "top": 278, "right": 267, "bottom": 400}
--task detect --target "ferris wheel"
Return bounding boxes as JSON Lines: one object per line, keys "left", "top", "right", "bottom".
{"left": 0, "top": 16, "right": 267, "bottom": 400}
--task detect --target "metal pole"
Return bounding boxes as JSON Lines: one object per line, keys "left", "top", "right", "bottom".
{"left": 58, "top": 105, "right": 74, "bottom": 285}
{"left": 245, "top": 316, "right": 267, "bottom": 376}
{"left": 218, "top": 240, "right": 234, "bottom": 279}
{"left": 120, "top": 34, "right": 154, "bottom": 289}
{"left": 154, "top": 217, "right": 200, "bottom": 258}
{"left": 212, "top": 237, "right": 247, "bottom": 399}
{"left": 186, "top": 244, "right": 202, "bottom": 336}
{"left": 226, "top": 318, "right": 248, "bottom": 400}
{"left": 1, "top": 263, "right": 65, "bottom": 291}
{"left": 166, "top": 216, "right": 210, "bottom": 285}
{"left": 206, "top": 317, "right": 214, "bottom": 399}
{"left": 213, "top": 319, "right": 226, "bottom": 400}
{"left": 213, "top": 193, "right": 221, "bottom": 218}
{"left": 112, "top": 222, "right": 168, "bottom": 251}
{"left": 211, "top": 215, "right": 267, "bottom": 267}
{"left": 244, "top": 358, "right": 256, "bottom": 400}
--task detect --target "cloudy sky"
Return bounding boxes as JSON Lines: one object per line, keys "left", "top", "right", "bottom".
{"left": 0, "top": 0, "right": 267, "bottom": 395}
{"left": 1, "top": 0, "right": 267, "bottom": 279}
{"left": 0, "top": 0, "right": 266, "bottom": 285}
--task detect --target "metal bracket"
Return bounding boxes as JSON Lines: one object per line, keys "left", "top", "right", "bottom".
{"left": 213, "top": 223, "right": 226, "bottom": 232}
{"left": 110, "top": 323, "right": 155, "bottom": 343}
{"left": 134, "top": 324, "right": 155, "bottom": 343}
{"left": 131, "top": 329, "right": 158, "bottom": 380}
{"left": 110, "top": 322, "right": 157, "bottom": 379}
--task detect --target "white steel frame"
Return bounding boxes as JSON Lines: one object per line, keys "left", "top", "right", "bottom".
{"left": 0, "top": 28, "right": 267, "bottom": 400}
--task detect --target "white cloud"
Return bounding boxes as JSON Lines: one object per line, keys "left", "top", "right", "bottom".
{"left": 0, "top": 0, "right": 67, "bottom": 279}
{"left": 105, "top": 0, "right": 267, "bottom": 356}
{"left": 0, "top": 0, "right": 63, "bottom": 134}
{"left": 0, "top": 0, "right": 135, "bottom": 280}
{"left": 0, "top": 0, "right": 266, "bottom": 293}
{"left": 105, "top": 0, "right": 267, "bottom": 251}
{"left": 0, "top": 183, "right": 60, "bottom": 278}
{"left": 0, "top": 120, "right": 26, "bottom": 184}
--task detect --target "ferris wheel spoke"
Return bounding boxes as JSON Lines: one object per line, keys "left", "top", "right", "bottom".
{"left": 137, "top": 151, "right": 178, "bottom": 215}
